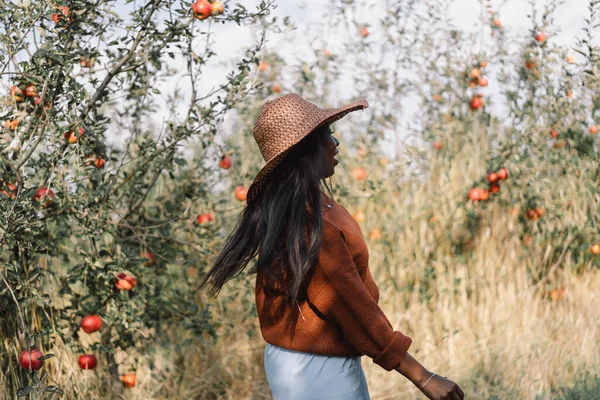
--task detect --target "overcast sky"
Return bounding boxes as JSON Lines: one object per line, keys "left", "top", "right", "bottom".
{"left": 88, "top": 0, "right": 595, "bottom": 160}
{"left": 147, "top": 0, "right": 593, "bottom": 156}
{"left": 181, "top": 0, "right": 591, "bottom": 92}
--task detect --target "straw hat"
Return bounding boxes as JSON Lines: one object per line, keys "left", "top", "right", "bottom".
{"left": 246, "top": 93, "right": 369, "bottom": 206}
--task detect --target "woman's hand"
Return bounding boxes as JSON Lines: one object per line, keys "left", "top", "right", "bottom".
{"left": 419, "top": 373, "right": 464, "bottom": 400}
{"left": 394, "top": 352, "right": 465, "bottom": 399}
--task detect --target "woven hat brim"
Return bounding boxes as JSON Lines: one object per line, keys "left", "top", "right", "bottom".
{"left": 246, "top": 99, "right": 368, "bottom": 206}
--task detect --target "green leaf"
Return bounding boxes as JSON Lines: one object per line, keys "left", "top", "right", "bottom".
{"left": 16, "top": 386, "right": 34, "bottom": 397}
{"left": 45, "top": 386, "right": 64, "bottom": 394}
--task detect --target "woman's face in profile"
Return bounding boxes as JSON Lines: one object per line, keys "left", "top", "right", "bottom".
{"left": 322, "top": 125, "right": 339, "bottom": 178}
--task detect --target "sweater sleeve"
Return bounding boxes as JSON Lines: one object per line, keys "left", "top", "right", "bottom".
{"left": 317, "top": 220, "right": 413, "bottom": 371}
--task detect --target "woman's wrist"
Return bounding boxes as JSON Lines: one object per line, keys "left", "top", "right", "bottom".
{"left": 394, "top": 352, "right": 431, "bottom": 386}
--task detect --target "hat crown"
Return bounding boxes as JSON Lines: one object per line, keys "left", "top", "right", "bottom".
{"left": 246, "top": 93, "right": 368, "bottom": 206}
{"left": 253, "top": 93, "right": 323, "bottom": 162}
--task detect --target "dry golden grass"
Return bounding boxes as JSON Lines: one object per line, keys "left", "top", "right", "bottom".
{"left": 3, "top": 127, "right": 600, "bottom": 399}
{"left": 5, "top": 194, "right": 598, "bottom": 399}
{"left": 363, "top": 241, "right": 600, "bottom": 400}
{"left": 10, "top": 258, "right": 596, "bottom": 399}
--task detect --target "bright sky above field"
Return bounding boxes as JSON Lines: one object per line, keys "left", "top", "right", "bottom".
{"left": 105, "top": 0, "right": 594, "bottom": 159}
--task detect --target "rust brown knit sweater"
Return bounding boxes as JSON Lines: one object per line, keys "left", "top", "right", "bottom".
{"left": 254, "top": 193, "right": 412, "bottom": 371}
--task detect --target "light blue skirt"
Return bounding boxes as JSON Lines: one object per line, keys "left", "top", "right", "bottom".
{"left": 264, "top": 343, "right": 370, "bottom": 400}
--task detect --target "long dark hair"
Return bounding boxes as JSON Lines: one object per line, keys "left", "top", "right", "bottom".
{"left": 198, "top": 123, "right": 335, "bottom": 330}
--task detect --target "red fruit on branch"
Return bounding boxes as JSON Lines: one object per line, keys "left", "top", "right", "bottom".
{"left": 196, "top": 212, "right": 214, "bottom": 224}
{"left": 33, "top": 187, "right": 55, "bottom": 207}
{"left": 81, "top": 314, "right": 102, "bottom": 333}
{"left": 64, "top": 127, "right": 84, "bottom": 144}
{"left": 235, "top": 185, "right": 248, "bottom": 201}
{"left": 211, "top": 1, "right": 225, "bottom": 15}
{"left": 140, "top": 251, "right": 154, "bottom": 266}
{"left": 550, "top": 288, "right": 565, "bottom": 301}
{"left": 487, "top": 172, "right": 498, "bottom": 183}
{"left": 219, "top": 154, "right": 232, "bottom": 169}
{"left": 80, "top": 57, "right": 93, "bottom": 68}
{"left": 115, "top": 273, "right": 137, "bottom": 290}
{"left": 468, "top": 188, "right": 481, "bottom": 201}
{"left": 192, "top": 0, "right": 212, "bottom": 20}
{"left": 4, "top": 120, "right": 18, "bottom": 131}
{"left": 352, "top": 210, "right": 366, "bottom": 223}
{"left": 84, "top": 154, "right": 105, "bottom": 168}
{"left": 52, "top": 6, "right": 71, "bottom": 24}
{"left": 369, "top": 228, "right": 382, "bottom": 240}
{"left": 121, "top": 374, "right": 136, "bottom": 388}
{"left": 535, "top": 32, "right": 546, "bottom": 42}
{"left": 497, "top": 167, "right": 508, "bottom": 180}
{"left": 19, "top": 348, "right": 44, "bottom": 371}
{"left": 10, "top": 85, "right": 24, "bottom": 102}
{"left": 478, "top": 76, "right": 488, "bottom": 86}
{"left": 1, "top": 184, "right": 17, "bottom": 199}
{"left": 489, "top": 182, "right": 500, "bottom": 193}
{"left": 78, "top": 354, "right": 97, "bottom": 370}
{"left": 25, "top": 85, "right": 37, "bottom": 97}
{"left": 470, "top": 96, "right": 483, "bottom": 110}
{"left": 352, "top": 167, "right": 367, "bottom": 181}
{"left": 94, "top": 156, "right": 106, "bottom": 169}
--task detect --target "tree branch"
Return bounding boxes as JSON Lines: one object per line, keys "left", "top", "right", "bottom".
{"left": 81, "top": 0, "right": 163, "bottom": 119}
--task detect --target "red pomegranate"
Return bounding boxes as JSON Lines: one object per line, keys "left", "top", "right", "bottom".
{"left": 78, "top": 354, "right": 97, "bottom": 370}
{"left": 81, "top": 314, "right": 102, "bottom": 333}
{"left": 19, "top": 348, "right": 44, "bottom": 371}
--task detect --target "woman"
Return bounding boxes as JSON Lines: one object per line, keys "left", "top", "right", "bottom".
{"left": 198, "top": 93, "right": 464, "bottom": 400}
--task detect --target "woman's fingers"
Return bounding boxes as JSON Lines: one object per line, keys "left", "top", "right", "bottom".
{"left": 449, "top": 391, "right": 462, "bottom": 400}
{"left": 420, "top": 374, "right": 465, "bottom": 400}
